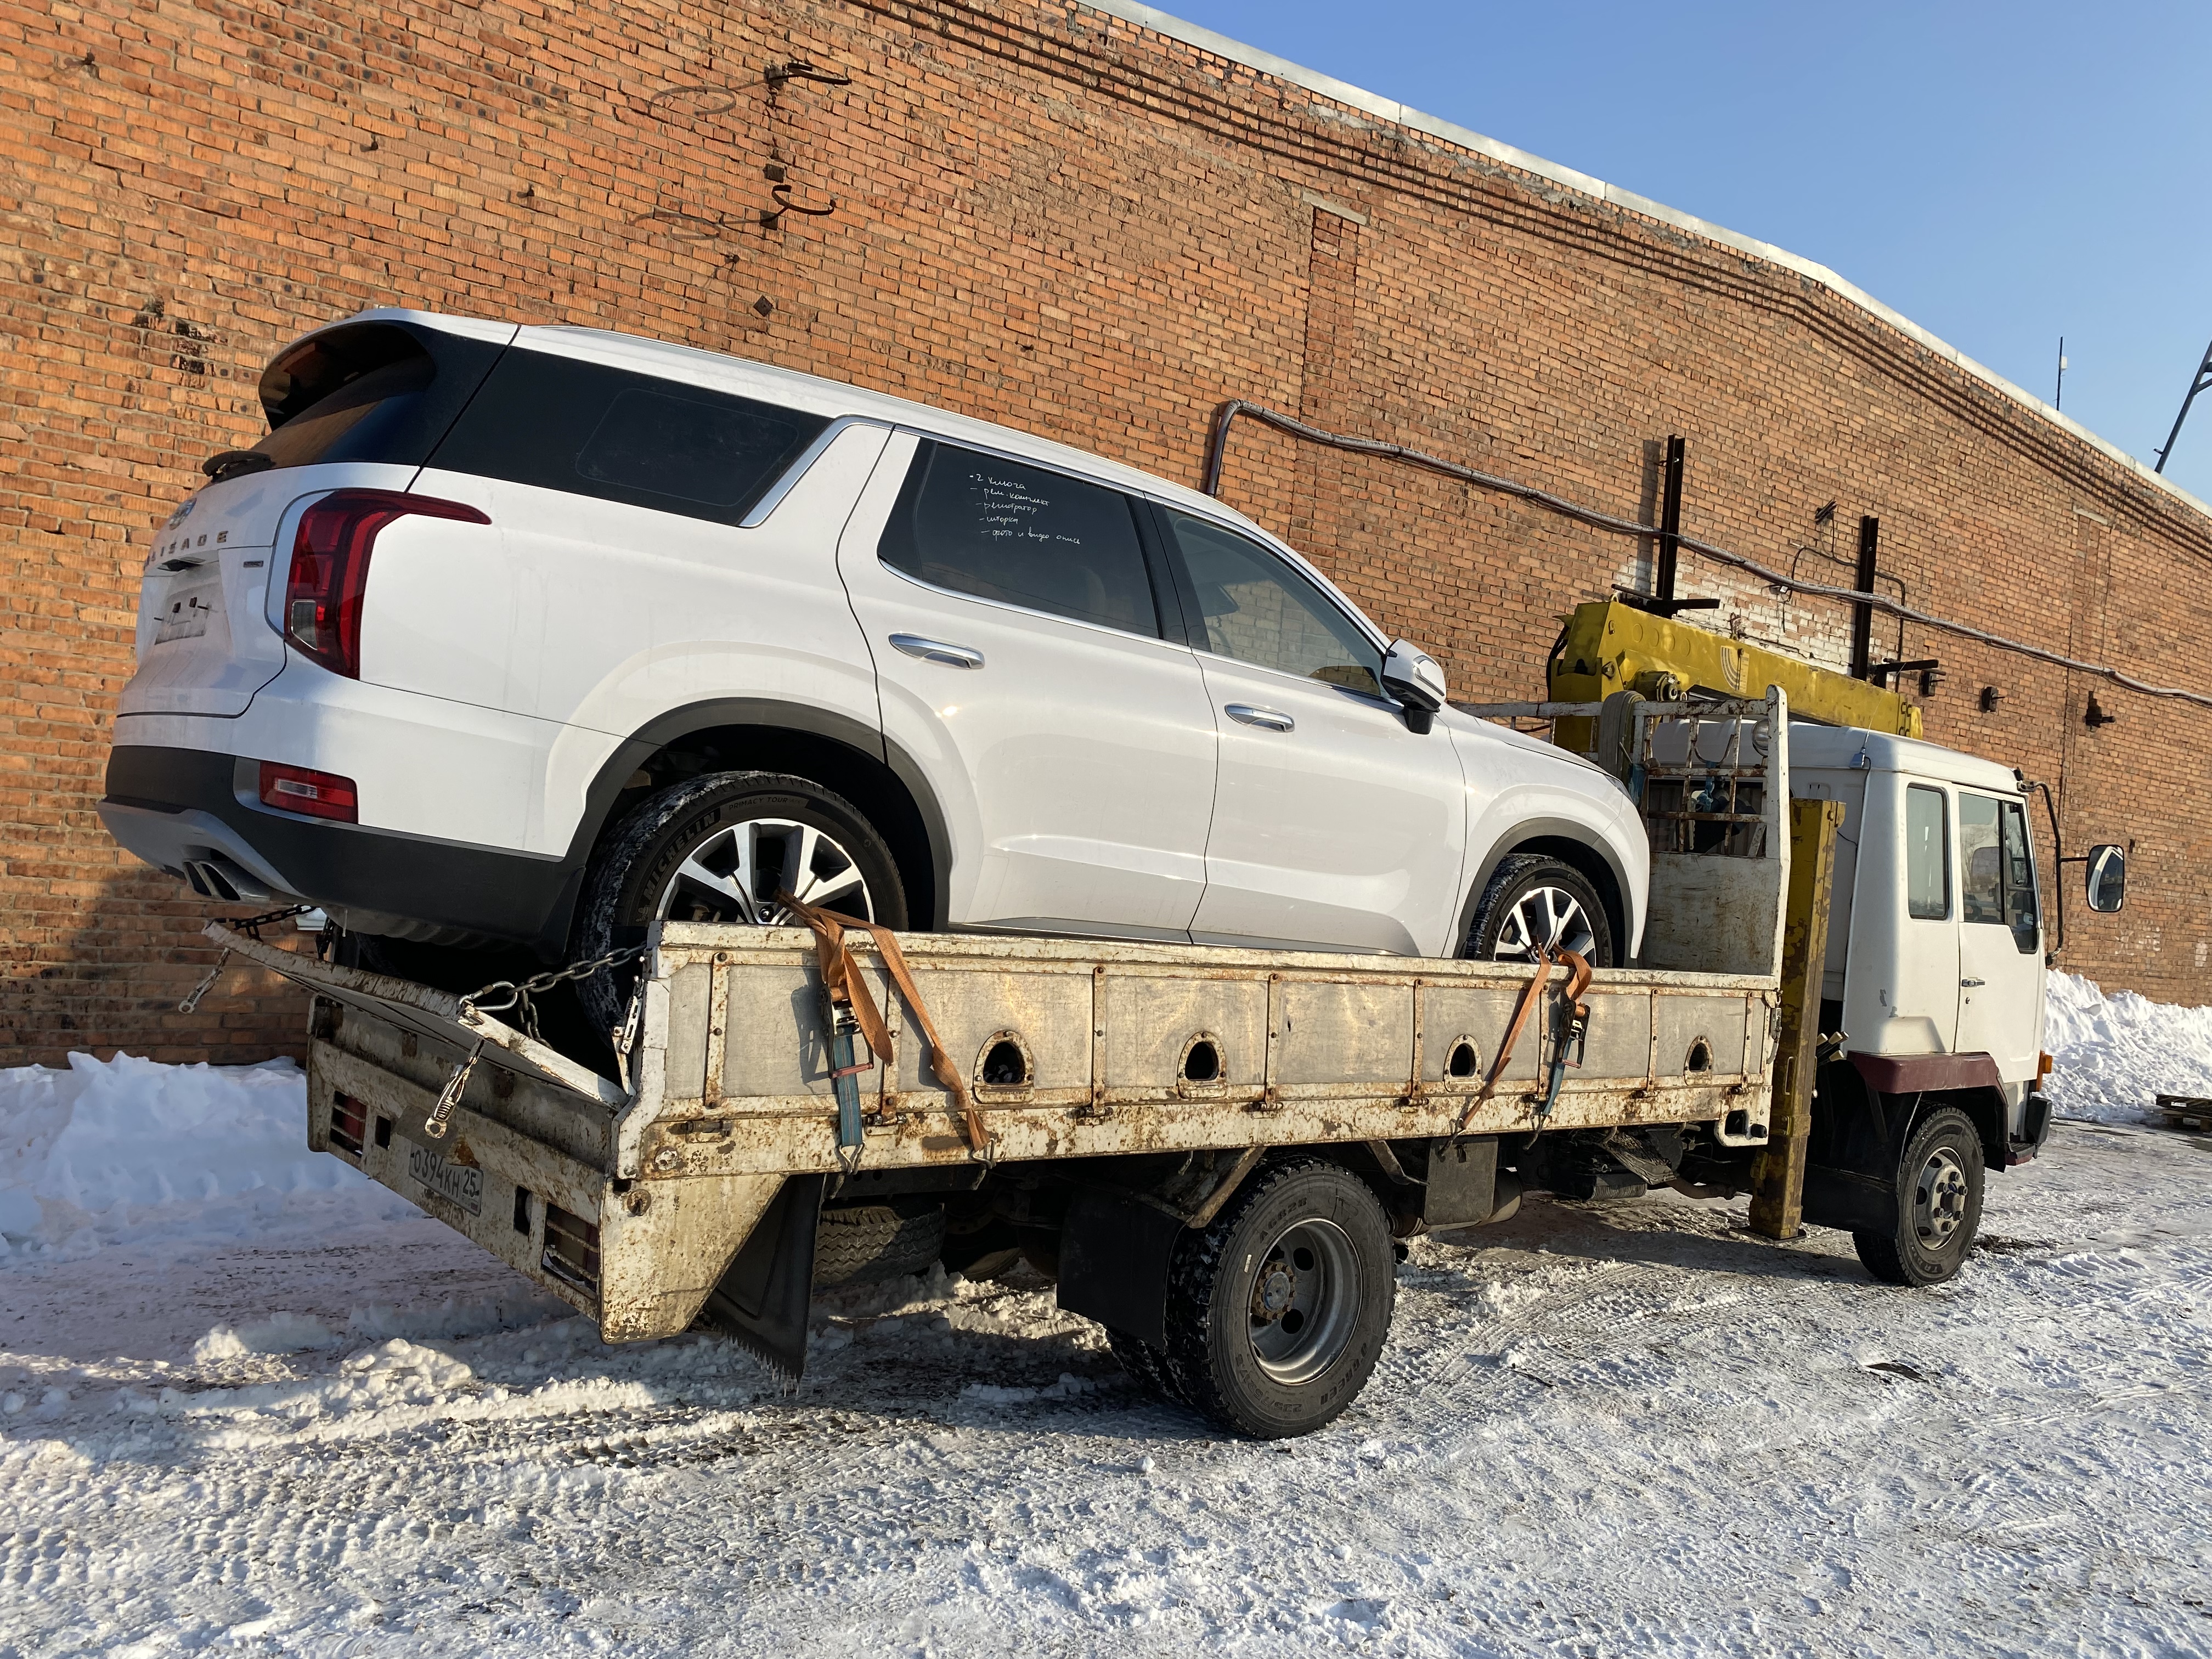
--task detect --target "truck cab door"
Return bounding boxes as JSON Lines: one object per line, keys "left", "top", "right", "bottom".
{"left": 1954, "top": 792, "right": 2045, "bottom": 1079}
{"left": 1848, "top": 777, "right": 1961, "bottom": 1056}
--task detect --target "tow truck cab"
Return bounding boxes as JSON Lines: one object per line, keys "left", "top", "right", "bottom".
{"left": 1790, "top": 726, "right": 2065, "bottom": 1229}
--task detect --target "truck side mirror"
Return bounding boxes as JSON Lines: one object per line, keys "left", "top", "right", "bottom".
{"left": 1381, "top": 640, "right": 1447, "bottom": 734}
{"left": 2085, "top": 844, "right": 2125, "bottom": 912}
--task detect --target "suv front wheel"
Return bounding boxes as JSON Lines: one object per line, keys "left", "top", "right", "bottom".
{"left": 572, "top": 771, "right": 907, "bottom": 1040}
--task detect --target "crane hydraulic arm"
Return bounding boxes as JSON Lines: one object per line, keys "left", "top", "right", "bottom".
{"left": 1547, "top": 600, "right": 1922, "bottom": 737}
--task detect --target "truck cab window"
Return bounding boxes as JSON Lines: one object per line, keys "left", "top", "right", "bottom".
{"left": 1905, "top": 784, "right": 1949, "bottom": 921}
{"left": 1962, "top": 791, "right": 2041, "bottom": 953}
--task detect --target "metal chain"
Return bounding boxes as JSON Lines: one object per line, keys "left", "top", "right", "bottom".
{"left": 177, "top": 905, "right": 317, "bottom": 1012}
{"left": 229, "top": 902, "right": 314, "bottom": 939}
{"left": 458, "top": 943, "right": 648, "bottom": 1040}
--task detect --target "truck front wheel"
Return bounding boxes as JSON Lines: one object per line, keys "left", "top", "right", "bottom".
{"left": 1159, "top": 1158, "right": 1395, "bottom": 1438}
{"left": 1854, "top": 1105, "right": 1985, "bottom": 1286}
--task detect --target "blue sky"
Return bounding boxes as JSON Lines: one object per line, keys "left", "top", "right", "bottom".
{"left": 1158, "top": 0, "right": 2212, "bottom": 505}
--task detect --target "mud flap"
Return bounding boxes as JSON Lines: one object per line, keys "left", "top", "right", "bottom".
{"left": 698, "top": 1173, "right": 826, "bottom": 1385}
{"left": 1057, "top": 1187, "right": 1187, "bottom": 1348}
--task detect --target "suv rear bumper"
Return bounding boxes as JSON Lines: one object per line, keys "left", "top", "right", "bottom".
{"left": 102, "top": 746, "right": 579, "bottom": 949}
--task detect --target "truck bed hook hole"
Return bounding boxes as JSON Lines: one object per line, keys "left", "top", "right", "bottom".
{"left": 1447, "top": 1040, "right": 1480, "bottom": 1079}
{"left": 1686, "top": 1038, "right": 1713, "bottom": 1073}
{"left": 981, "top": 1037, "right": 1029, "bottom": 1087}
{"left": 1181, "top": 1037, "right": 1221, "bottom": 1084}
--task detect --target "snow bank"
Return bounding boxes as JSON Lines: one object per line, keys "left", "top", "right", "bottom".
{"left": 2044, "top": 970, "right": 2212, "bottom": 1125}
{"left": 0, "top": 1052, "right": 368, "bottom": 1256}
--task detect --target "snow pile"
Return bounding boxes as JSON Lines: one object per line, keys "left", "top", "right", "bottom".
{"left": 0, "top": 1051, "right": 368, "bottom": 1255}
{"left": 2044, "top": 970, "right": 2212, "bottom": 1124}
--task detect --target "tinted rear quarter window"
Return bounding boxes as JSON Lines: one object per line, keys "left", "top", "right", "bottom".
{"left": 251, "top": 321, "right": 505, "bottom": 471}
{"left": 879, "top": 441, "right": 1160, "bottom": 635}
{"left": 427, "top": 349, "right": 830, "bottom": 527}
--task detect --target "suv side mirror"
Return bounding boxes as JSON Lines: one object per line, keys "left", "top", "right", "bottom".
{"left": 2085, "top": 844, "right": 2126, "bottom": 912}
{"left": 1381, "top": 640, "right": 1447, "bottom": 734}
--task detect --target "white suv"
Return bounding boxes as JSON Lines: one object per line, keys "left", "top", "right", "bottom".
{"left": 102, "top": 309, "right": 1648, "bottom": 1031}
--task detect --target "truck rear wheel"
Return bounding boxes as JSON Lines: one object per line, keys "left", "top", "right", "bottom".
{"left": 1854, "top": 1105, "right": 1985, "bottom": 1286}
{"left": 1159, "top": 1158, "right": 1395, "bottom": 1438}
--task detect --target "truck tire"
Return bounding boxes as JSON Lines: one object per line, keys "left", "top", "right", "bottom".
{"left": 572, "top": 771, "right": 907, "bottom": 1041}
{"left": 1159, "top": 1157, "right": 1396, "bottom": 1439}
{"left": 1107, "top": 1327, "right": 1186, "bottom": 1405}
{"left": 813, "top": 1202, "right": 947, "bottom": 1288}
{"left": 1462, "top": 853, "right": 1615, "bottom": 968}
{"left": 1854, "top": 1105, "right": 1985, "bottom": 1287}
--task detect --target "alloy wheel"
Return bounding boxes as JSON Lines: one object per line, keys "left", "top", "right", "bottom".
{"left": 656, "top": 816, "right": 876, "bottom": 928}
{"left": 1488, "top": 884, "right": 1597, "bottom": 962}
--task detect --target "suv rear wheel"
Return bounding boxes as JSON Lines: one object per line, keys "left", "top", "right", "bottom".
{"left": 573, "top": 771, "right": 907, "bottom": 1040}
{"left": 1461, "top": 852, "right": 1615, "bottom": 968}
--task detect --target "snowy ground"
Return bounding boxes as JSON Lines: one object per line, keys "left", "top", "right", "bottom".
{"left": 2, "top": 980, "right": 2209, "bottom": 1656}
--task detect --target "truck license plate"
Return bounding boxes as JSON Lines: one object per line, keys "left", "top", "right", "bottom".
{"left": 406, "top": 1140, "right": 484, "bottom": 1216}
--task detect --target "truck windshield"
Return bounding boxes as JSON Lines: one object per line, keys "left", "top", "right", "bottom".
{"left": 1960, "top": 792, "right": 2040, "bottom": 953}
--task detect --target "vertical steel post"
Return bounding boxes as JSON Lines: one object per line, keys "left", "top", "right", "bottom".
{"left": 1655, "top": 435, "right": 1686, "bottom": 600}
{"left": 1749, "top": 797, "right": 1846, "bottom": 1241}
{"left": 1849, "top": 516, "right": 1879, "bottom": 680}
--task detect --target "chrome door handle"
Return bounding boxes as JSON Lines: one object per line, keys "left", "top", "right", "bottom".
{"left": 1226, "top": 703, "right": 1295, "bottom": 732}
{"left": 1960, "top": 978, "right": 1985, "bottom": 988}
{"left": 889, "top": 633, "right": 984, "bottom": 670}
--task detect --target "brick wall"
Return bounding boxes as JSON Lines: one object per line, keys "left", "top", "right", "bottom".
{"left": 4, "top": 0, "right": 2205, "bottom": 1064}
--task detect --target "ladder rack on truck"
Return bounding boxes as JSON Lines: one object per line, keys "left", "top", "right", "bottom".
{"left": 218, "top": 690, "right": 1880, "bottom": 1438}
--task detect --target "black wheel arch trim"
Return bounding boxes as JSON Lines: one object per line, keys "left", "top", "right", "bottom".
{"left": 1454, "top": 819, "right": 1634, "bottom": 962}
{"left": 553, "top": 697, "right": 955, "bottom": 946}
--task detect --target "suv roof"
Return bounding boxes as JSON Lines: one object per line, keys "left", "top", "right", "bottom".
{"left": 303, "top": 307, "right": 1282, "bottom": 549}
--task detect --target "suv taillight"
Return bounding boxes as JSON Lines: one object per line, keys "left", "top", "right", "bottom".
{"left": 283, "top": 489, "right": 489, "bottom": 678}
{"left": 259, "top": 760, "right": 359, "bottom": 822}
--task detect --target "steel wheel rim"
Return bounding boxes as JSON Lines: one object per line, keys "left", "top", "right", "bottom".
{"left": 1488, "top": 885, "right": 1596, "bottom": 962}
{"left": 1914, "top": 1147, "right": 1969, "bottom": 1244}
{"left": 1246, "top": 1216, "right": 1361, "bottom": 1384}
{"left": 656, "top": 816, "right": 874, "bottom": 928}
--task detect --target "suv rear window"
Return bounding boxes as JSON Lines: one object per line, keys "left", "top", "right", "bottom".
{"left": 251, "top": 321, "right": 504, "bottom": 471}
{"left": 427, "top": 350, "right": 830, "bottom": 527}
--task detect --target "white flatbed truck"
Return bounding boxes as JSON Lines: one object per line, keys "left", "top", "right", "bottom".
{"left": 208, "top": 679, "right": 2100, "bottom": 1437}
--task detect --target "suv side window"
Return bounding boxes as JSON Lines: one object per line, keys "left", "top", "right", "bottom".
{"left": 879, "top": 441, "right": 1160, "bottom": 636}
{"left": 427, "top": 349, "right": 831, "bottom": 527}
{"left": 1905, "top": 783, "right": 1950, "bottom": 921}
{"left": 1156, "top": 509, "right": 1383, "bottom": 696}
{"left": 1960, "top": 791, "right": 2040, "bottom": 952}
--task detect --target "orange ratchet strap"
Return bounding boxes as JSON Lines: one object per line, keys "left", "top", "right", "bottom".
{"left": 776, "top": 893, "right": 992, "bottom": 1156}
{"left": 1455, "top": 946, "right": 1594, "bottom": 1135}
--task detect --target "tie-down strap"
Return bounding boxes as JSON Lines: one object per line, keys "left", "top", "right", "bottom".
{"left": 775, "top": 894, "right": 991, "bottom": 1156}
{"left": 1456, "top": 946, "right": 1594, "bottom": 1133}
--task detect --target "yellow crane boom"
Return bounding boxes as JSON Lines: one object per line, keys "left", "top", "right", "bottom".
{"left": 1545, "top": 600, "right": 1922, "bottom": 737}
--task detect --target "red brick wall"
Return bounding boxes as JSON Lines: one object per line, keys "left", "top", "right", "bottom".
{"left": 4, "top": 0, "right": 2204, "bottom": 1064}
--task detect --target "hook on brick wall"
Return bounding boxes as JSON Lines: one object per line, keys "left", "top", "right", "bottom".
{"left": 764, "top": 59, "right": 852, "bottom": 103}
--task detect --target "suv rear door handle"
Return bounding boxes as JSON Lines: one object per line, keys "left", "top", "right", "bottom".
{"left": 1226, "top": 703, "right": 1294, "bottom": 732}
{"left": 889, "top": 633, "right": 984, "bottom": 670}
{"left": 1960, "top": 977, "right": 1985, "bottom": 987}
